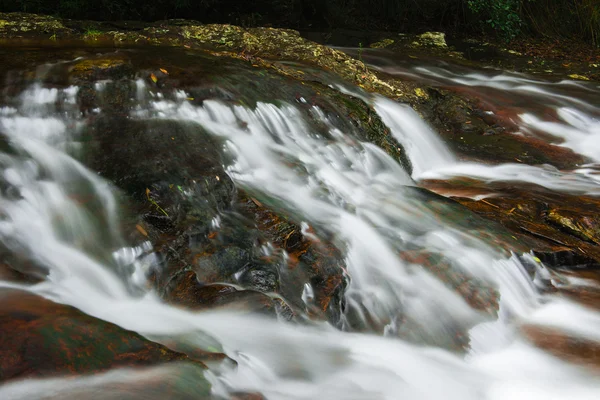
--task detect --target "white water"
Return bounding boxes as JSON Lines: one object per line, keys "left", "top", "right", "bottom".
{"left": 1, "top": 65, "right": 600, "bottom": 400}
{"left": 407, "top": 66, "right": 600, "bottom": 164}
{"left": 358, "top": 59, "right": 600, "bottom": 193}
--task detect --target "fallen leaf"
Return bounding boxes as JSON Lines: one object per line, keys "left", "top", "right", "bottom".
{"left": 251, "top": 197, "right": 263, "bottom": 207}
{"left": 150, "top": 73, "right": 158, "bottom": 83}
{"left": 159, "top": 68, "right": 168, "bottom": 74}
{"left": 136, "top": 224, "right": 149, "bottom": 237}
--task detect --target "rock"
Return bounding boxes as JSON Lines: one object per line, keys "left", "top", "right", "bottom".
{"left": 0, "top": 362, "right": 214, "bottom": 400}
{"left": 399, "top": 250, "right": 499, "bottom": 315}
{"left": 83, "top": 116, "right": 234, "bottom": 233}
{"left": 69, "top": 54, "right": 133, "bottom": 83}
{"left": 546, "top": 206, "right": 600, "bottom": 245}
{"left": 549, "top": 268, "right": 600, "bottom": 310}
{"left": 164, "top": 270, "right": 294, "bottom": 319}
{"left": 427, "top": 182, "right": 600, "bottom": 268}
{"left": 370, "top": 38, "right": 395, "bottom": 49}
{"left": 237, "top": 193, "right": 347, "bottom": 324}
{"left": 521, "top": 325, "right": 600, "bottom": 370}
{"left": 0, "top": 251, "right": 45, "bottom": 284}
{"left": 0, "top": 289, "right": 206, "bottom": 383}
{"left": 419, "top": 88, "right": 586, "bottom": 169}
{"left": 0, "top": 11, "right": 425, "bottom": 104}
{"left": 412, "top": 32, "right": 448, "bottom": 49}
{"left": 0, "top": 13, "right": 71, "bottom": 37}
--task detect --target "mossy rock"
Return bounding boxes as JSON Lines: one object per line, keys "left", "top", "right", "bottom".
{"left": 0, "top": 13, "right": 71, "bottom": 37}
{"left": 411, "top": 32, "right": 448, "bottom": 48}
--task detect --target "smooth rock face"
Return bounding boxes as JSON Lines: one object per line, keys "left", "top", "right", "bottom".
{"left": 0, "top": 362, "right": 213, "bottom": 400}
{"left": 0, "top": 289, "right": 204, "bottom": 382}
{"left": 521, "top": 325, "right": 600, "bottom": 370}
{"left": 36, "top": 46, "right": 365, "bottom": 326}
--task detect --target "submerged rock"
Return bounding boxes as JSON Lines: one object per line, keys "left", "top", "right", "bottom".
{"left": 521, "top": 325, "right": 600, "bottom": 370}
{"left": 0, "top": 362, "right": 213, "bottom": 400}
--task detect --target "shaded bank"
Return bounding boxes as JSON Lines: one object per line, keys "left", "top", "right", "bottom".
{"left": 1, "top": 0, "right": 599, "bottom": 45}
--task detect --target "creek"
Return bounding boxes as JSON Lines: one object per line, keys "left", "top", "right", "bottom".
{"left": 0, "top": 43, "right": 599, "bottom": 399}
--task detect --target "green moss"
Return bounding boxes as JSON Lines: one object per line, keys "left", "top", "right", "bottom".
{"left": 0, "top": 12, "right": 70, "bottom": 36}
{"left": 411, "top": 32, "right": 448, "bottom": 48}
{"left": 370, "top": 38, "right": 395, "bottom": 49}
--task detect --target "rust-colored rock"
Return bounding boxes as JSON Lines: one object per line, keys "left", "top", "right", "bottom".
{"left": 521, "top": 325, "right": 600, "bottom": 370}
{"left": 238, "top": 193, "right": 347, "bottom": 323}
{"left": 164, "top": 270, "right": 293, "bottom": 319}
{"left": 424, "top": 180, "right": 600, "bottom": 268}
{"left": 0, "top": 289, "right": 201, "bottom": 383}
{"left": 400, "top": 250, "right": 499, "bottom": 315}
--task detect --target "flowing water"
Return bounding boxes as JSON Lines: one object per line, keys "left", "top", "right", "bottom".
{"left": 0, "top": 46, "right": 599, "bottom": 399}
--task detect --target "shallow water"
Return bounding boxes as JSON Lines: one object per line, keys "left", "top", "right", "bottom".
{"left": 1, "top": 47, "right": 599, "bottom": 399}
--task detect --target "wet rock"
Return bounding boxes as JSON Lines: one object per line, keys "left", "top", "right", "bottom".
{"left": 0, "top": 17, "right": 401, "bottom": 326}
{"left": 521, "top": 325, "right": 600, "bottom": 370}
{"left": 420, "top": 88, "right": 586, "bottom": 169}
{"left": 546, "top": 206, "right": 600, "bottom": 245}
{"left": 164, "top": 270, "right": 293, "bottom": 319}
{"left": 238, "top": 194, "right": 347, "bottom": 323}
{"left": 0, "top": 249, "right": 46, "bottom": 284}
{"left": 430, "top": 183, "right": 600, "bottom": 268}
{"left": 399, "top": 250, "right": 499, "bottom": 315}
{"left": 69, "top": 54, "right": 134, "bottom": 83}
{"left": 83, "top": 117, "right": 234, "bottom": 232}
{"left": 0, "top": 12, "right": 423, "bottom": 103}
{"left": 0, "top": 289, "right": 204, "bottom": 383}
{"left": 546, "top": 268, "right": 600, "bottom": 310}
{"left": 230, "top": 393, "right": 266, "bottom": 400}
{"left": 0, "top": 362, "right": 214, "bottom": 400}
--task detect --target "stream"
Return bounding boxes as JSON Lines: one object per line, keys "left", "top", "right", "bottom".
{"left": 0, "top": 44, "right": 599, "bottom": 399}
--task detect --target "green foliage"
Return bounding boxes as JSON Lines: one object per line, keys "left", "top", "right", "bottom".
{"left": 467, "top": 0, "right": 527, "bottom": 41}
{"left": 0, "top": 0, "right": 598, "bottom": 46}
{"left": 523, "top": 0, "right": 600, "bottom": 47}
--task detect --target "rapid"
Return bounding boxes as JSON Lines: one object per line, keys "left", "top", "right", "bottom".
{"left": 0, "top": 46, "right": 599, "bottom": 399}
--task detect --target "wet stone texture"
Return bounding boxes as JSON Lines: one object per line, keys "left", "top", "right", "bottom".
{"left": 457, "top": 189, "right": 600, "bottom": 269}
{"left": 52, "top": 48, "right": 356, "bottom": 325}
{"left": 2, "top": 9, "right": 600, "bottom": 378}
{"left": 0, "top": 362, "right": 214, "bottom": 400}
{"left": 421, "top": 179, "right": 600, "bottom": 268}
{"left": 417, "top": 87, "right": 586, "bottom": 169}
{"left": 0, "top": 289, "right": 208, "bottom": 383}
{"left": 521, "top": 325, "right": 600, "bottom": 370}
